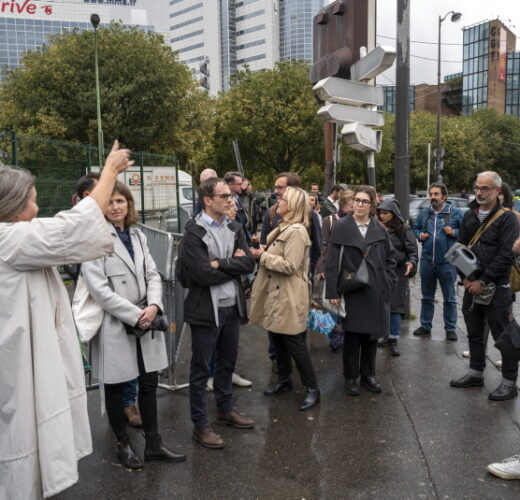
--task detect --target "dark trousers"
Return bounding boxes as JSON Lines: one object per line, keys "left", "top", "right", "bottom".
{"left": 189, "top": 306, "right": 240, "bottom": 430}
{"left": 462, "top": 287, "right": 518, "bottom": 381}
{"left": 343, "top": 332, "right": 378, "bottom": 380}
{"left": 269, "top": 331, "right": 318, "bottom": 389}
{"left": 104, "top": 340, "right": 159, "bottom": 442}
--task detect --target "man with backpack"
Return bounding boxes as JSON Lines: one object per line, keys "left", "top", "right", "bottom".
{"left": 413, "top": 183, "right": 463, "bottom": 341}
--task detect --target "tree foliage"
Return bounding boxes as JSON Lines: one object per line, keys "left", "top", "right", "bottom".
{"left": 0, "top": 23, "right": 207, "bottom": 163}
{"left": 214, "top": 61, "right": 324, "bottom": 184}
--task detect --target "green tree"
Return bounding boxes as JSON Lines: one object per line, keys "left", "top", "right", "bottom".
{"left": 214, "top": 61, "right": 324, "bottom": 185}
{"left": 0, "top": 24, "right": 202, "bottom": 162}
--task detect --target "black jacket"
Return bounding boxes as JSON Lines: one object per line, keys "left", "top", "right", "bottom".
{"left": 325, "top": 214, "right": 397, "bottom": 339}
{"left": 378, "top": 199, "right": 418, "bottom": 313}
{"left": 458, "top": 200, "right": 519, "bottom": 286}
{"left": 176, "top": 217, "right": 255, "bottom": 327}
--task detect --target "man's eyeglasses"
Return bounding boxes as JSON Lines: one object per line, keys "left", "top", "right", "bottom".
{"left": 274, "top": 185, "right": 286, "bottom": 191}
{"left": 211, "top": 193, "right": 233, "bottom": 199}
{"left": 473, "top": 185, "right": 493, "bottom": 193}
{"left": 353, "top": 198, "right": 371, "bottom": 206}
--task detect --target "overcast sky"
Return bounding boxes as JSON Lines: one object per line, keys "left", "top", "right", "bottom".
{"left": 327, "top": 0, "right": 520, "bottom": 85}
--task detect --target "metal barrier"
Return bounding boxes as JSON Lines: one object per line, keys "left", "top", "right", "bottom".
{"left": 137, "top": 224, "right": 188, "bottom": 391}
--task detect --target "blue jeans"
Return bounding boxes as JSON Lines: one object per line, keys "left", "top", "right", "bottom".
{"left": 390, "top": 313, "right": 401, "bottom": 339}
{"left": 419, "top": 259, "right": 458, "bottom": 331}
{"left": 122, "top": 378, "right": 138, "bottom": 407}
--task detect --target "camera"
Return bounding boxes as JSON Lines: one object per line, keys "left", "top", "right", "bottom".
{"left": 444, "top": 243, "right": 482, "bottom": 280}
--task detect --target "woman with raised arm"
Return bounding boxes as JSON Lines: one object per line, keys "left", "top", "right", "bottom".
{"left": 0, "top": 142, "right": 132, "bottom": 499}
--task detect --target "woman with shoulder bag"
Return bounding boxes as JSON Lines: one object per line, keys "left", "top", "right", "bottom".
{"left": 81, "top": 181, "right": 186, "bottom": 470}
{"left": 325, "top": 185, "right": 397, "bottom": 396}
{"left": 250, "top": 187, "right": 320, "bottom": 411}
{"left": 376, "top": 199, "right": 418, "bottom": 356}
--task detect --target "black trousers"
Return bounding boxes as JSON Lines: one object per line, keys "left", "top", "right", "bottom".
{"left": 270, "top": 331, "right": 318, "bottom": 389}
{"left": 343, "top": 332, "right": 378, "bottom": 380}
{"left": 104, "top": 339, "right": 159, "bottom": 442}
{"left": 189, "top": 306, "right": 240, "bottom": 430}
{"left": 462, "top": 287, "right": 518, "bottom": 381}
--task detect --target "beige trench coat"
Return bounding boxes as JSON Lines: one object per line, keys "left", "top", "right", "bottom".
{"left": 0, "top": 197, "right": 113, "bottom": 499}
{"left": 250, "top": 223, "right": 311, "bottom": 334}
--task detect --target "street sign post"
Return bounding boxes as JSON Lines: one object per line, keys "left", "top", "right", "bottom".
{"left": 313, "top": 77, "right": 384, "bottom": 107}
{"left": 317, "top": 103, "right": 385, "bottom": 127}
{"left": 350, "top": 46, "right": 397, "bottom": 82}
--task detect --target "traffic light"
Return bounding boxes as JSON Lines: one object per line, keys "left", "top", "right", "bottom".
{"left": 199, "top": 58, "right": 209, "bottom": 90}
{"left": 309, "top": 0, "right": 370, "bottom": 84}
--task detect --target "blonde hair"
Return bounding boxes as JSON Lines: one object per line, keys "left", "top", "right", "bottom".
{"left": 338, "top": 189, "right": 354, "bottom": 209}
{"left": 282, "top": 186, "right": 310, "bottom": 227}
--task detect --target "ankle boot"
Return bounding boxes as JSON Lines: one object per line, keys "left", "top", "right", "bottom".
{"left": 299, "top": 387, "right": 321, "bottom": 411}
{"left": 144, "top": 432, "right": 186, "bottom": 463}
{"left": 116, "top": 436, "right": 144, "bottom": 470}
{"left": 388, "top": 339, "right": 400, "bottom": 357}
{"left": 264, "top": 377, "right": 293, "bottom": 396}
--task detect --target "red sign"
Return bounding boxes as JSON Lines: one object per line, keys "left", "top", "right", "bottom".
{"left": 0, "top": 0, "right": 53, "bottom": 15}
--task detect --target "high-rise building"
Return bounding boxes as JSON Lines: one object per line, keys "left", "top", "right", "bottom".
{"left": 279, "top": 0, "right": 324, "bottom": 63}
{"left": 170, "top": 0, "right": 322, "bottom": 95}
{"left": 506, "top": 52, "right": 520, "bottom": 118}
{"left": 0, "top": 0, "right": 171, "bottom": 80}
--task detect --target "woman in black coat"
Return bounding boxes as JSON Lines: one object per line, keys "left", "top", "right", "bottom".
{"left": 325, "top": 186, "right": 397, "bottom": 396}
{"left": 376, "top": 199, "right": 418, "bottom": 356}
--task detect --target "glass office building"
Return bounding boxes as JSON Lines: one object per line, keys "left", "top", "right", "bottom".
{"left": 380, "top": 85, "right": 416, "bottom": 113}
{"left": 506, "top": 52, "right": 520, "bottom": 118}
{"left": 462, "top": 22, "right": 489, "bottom": 115}
{"left": 279, "top": 0, "right": 323, "bottom": 63}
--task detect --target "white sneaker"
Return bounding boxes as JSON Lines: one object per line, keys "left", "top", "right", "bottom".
{"left": 487, "top": 455, "right": 520, "bottom": 479}
{"left": 206, "top": 377, "right": 214, "bottom": 392}
{"left": 462, "top": 350, "right": 470, "bottom": 358}
{"left": 232, "top": 372, "right": 252, "bottom": 387}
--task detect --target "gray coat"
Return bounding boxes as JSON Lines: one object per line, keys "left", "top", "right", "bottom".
{"left": 82, "top": 223, "right": 168, "bottom": 386}
{"left": 325, "top": 214, "right": 397, "bottom": 339}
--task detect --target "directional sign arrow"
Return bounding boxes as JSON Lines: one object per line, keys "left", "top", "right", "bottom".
{"left": 313, "top": 77, "right": 384, "bottom": 107}
{"left": 350, "top": 45, "right": 396, "bottom": 82}
{"left": 318, "top": 103, "right": 385, "bottom": 127}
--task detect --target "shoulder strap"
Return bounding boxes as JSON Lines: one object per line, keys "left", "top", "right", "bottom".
{"left": 134, "top": 229, "right": 147, "bottom": 280}
{"left": 422, "top": 208, "right": 431, "bottom": 233}
{"left": 468, "top": 209, "right": 506, "bottom": 248}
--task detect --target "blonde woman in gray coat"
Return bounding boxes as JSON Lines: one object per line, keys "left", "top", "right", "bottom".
{"left": 82, "top": 182, "right": 185, "bottom": 470}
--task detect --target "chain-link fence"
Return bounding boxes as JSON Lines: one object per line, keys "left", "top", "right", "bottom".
{"left": 0, "top": 130, "right": 196, "bottom": 231}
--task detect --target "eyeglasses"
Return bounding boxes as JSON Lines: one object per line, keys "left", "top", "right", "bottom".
{"left": 473, "top": 185, "right": 493, "bottom": 193}
{"left": 353, "top": 198, "right": 371, "bottom": 206}
{"left": 274, "top": 185, "right": 287, "bottom": 191}
{"left": 211, "top": 193, "right": 233, "bottom": 199}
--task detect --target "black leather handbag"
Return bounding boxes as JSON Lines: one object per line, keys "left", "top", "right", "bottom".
{"left": 125, "top": 299, "right": 169, "bottom": 338}
{"left": 495, "top": 319, "right": 520, "bottom": 361}
{"left": 338, "top": 247, "right": 370, "bottom": 295}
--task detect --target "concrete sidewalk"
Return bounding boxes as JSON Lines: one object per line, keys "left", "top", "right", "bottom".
{"left": 56, "top": 279, "right": 520, "bottom": 499}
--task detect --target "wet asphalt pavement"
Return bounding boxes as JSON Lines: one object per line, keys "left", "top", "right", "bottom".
{"left": 55, "top": 279, "right": 520, "bottom": 500}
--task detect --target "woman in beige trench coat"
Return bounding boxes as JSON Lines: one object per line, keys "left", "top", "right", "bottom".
{"left": 0, "top": 143, "right": 132, "bottom": 499}
{"left": 250, "top": 187, "right": 320, "bottom": 411}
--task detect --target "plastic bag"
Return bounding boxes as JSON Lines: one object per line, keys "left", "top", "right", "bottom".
{"left": 307, "top": 309, "right": 336, "bottom": 336}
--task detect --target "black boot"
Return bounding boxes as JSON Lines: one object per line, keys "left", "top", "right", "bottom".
{"left": 264, "top": 377, "right": 293, "bottom": 396}
{"left": 299, "top": 387, "right": 320, "bottom": 411}
{"left": 388, "top": 339, "right": 400, "bottom": 357}
{"left": 116, "top": 436, "right": 144, "bottom": 470}
{"left": 144, "top": 432, "right": 186, "bottom": 463}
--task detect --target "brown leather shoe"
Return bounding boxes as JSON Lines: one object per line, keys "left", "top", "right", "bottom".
{"left": 216, "top": 411, "right": 254, "bottom": 429}
{"left": 192, "top": 427, "right": 225, "bottom": 449}
{"left": 124, "top": 405, "right": 143, "bottom": 428}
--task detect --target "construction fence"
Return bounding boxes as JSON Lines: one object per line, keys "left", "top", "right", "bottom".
{"left": 0, "top": 130, "right": 196, "bottom": 232}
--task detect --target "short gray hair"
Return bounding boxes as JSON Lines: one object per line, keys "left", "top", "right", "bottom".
{"left": 477, "top": 171, "right": 502, "bottom": 188}
{"left": 0, "top": 166, "right": 35, "bottom": 222}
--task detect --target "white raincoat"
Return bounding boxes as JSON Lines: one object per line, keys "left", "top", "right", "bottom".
{"left": 0, "top": 197, "right": 113, "bottom": 499}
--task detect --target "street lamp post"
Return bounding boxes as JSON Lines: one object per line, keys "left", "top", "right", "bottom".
{"left": 90, "top": 14, "right": 104, "bottom": 166}
{"left": 435, "top": 11, "right": 461, "bottom": 183}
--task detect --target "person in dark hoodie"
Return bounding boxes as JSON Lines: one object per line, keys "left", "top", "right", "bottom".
{"left": 376, "top": 199, "right": 418, "bottom": 356}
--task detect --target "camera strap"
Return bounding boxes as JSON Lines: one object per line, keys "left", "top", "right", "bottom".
{"left": 468, "top": 208, "right": 506, "bottom": 249}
